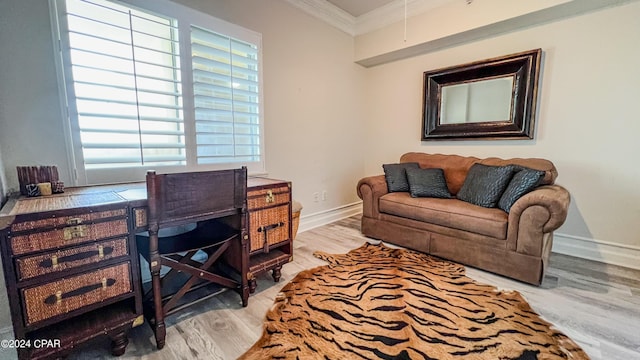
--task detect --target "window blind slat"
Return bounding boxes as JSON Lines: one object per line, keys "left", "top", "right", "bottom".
{"left": 81, "top": 128, "right": 185, "bottom": 136}
{"left": 70, "top": 44, "right": 181, "bottom": 72}
{"left": 192, "top": 56, "right": 258, "bottom": 78}
{"left": 75, "top": 80, "right": 181, "bottom": 97}
{"left": 192, "top": 81, "right": 257, "bottom": 97}
{"left": 76, "top": 97, "right": 183, "bottom": 110}
{"left": 72, "top": 64, "right": 180, "bottom": 85}
{"left": 82, "top": 143, "right": 185, "bottom": 149}
{"left": 84, "top": 155, "right": 186, "bottom": 165}
{"left": 79, "top": 112, "right": 182, "bottom": 123}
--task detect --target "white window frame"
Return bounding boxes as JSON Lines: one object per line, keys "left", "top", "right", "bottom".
{"left": 50, "top": 0, "right": 265, "bottom": 186}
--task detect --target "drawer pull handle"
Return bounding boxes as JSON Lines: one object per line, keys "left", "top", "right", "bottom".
{"left": 44, "top": 278, "right": 116, "bottom": 305}
{"left": 63, "top": 225, "right": 88, "bottom": 240}
{"left": 257, "top": 222, "right": 284, "bottom": 233}
{"left": 39, "top": 246, "right": 114, "bottom": 269}
{"left": 66, "top": 217, "right": 83, "bottom": 226}
{"left": 265, "top": 190, "right": 275, "bottom": 203}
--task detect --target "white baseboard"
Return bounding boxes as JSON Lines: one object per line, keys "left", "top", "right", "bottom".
{"left": 298, "top": 201, "right": 362, "bottom": 233}
{"left": 553, "top": 233, "right": 640, "bottom": 270}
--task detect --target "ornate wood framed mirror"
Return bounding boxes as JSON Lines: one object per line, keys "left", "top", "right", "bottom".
{"left": 422, "top": 49, "right": 542, "bottom": 140}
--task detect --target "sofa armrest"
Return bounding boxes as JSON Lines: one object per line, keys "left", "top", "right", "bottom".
{"left": 357, "top": 175, "right": 388, "bottom": 218}
{"left": 506, "top": 184, "right": 570, "bottom": 256}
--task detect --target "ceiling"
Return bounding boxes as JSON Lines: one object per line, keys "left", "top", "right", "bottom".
{"left": 326, "top": 0, "right": 397, "bottom": 17}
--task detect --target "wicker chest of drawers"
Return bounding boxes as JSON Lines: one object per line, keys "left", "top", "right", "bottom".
{"left": 0, "top": 198, "right": 143, "bottom": 360}
{"left": 244, "top": 178, "right": 293, "bottom": 292}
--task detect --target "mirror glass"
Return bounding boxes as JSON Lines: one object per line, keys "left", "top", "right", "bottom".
{"left": 440, "top": 77, "right": 514, "bottom": 124}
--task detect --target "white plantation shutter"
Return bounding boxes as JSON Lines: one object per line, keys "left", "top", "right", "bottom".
{"left": 191, "top": 27, "right": 261, "bottom": 164}
{"left": 63, "top": 0, "right": 185, "bottom": 168}
{"left": 53, "top": 0, "right": 264, "bottom": 184}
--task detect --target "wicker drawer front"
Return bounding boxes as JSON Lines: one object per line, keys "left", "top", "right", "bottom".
{"left": 22, "top": 262, "right": 132, "bottom": 326}
{"left": 248, "top": 186, "right": 290, "bottom": 210}
{"left": 249, "top": 204, "right": 290, "bottom": 252}
{"left": 10, "top": 208, "right": 127, "bottom": 233}
{"left": 10, "top": 219, "right": 128, "bottom": 256}
{"left": 16, "top": 238, "right": 129, "bottom": 281}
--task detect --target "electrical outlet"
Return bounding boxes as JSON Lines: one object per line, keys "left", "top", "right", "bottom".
{"left": 313, "top": 192, "right": 320, "bottom": 202}
{"left": 322, "top": 190, "right": 327, "bottom": 201}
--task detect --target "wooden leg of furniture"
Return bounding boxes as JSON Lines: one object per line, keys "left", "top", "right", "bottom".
{"left": 272, "top": 266, "right": 282, "bottom": 282}
{"left": 109, "top": 328, "right": 130, "bottom": 356}
{"left": 239, "top": 231, "right": 250, "bottom": 306}
{"left": 241, "top": 286, "right": 249, "bottom": 307}
{"left": 249, "top": 276, "right": 257, "bottom": 293}
{"left": 150, "top": 268, "right": 166, "bottom": 348}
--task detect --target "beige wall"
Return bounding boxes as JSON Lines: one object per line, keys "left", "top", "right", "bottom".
{"left": 363, "top": 2, "right": 640, "bottom": 251}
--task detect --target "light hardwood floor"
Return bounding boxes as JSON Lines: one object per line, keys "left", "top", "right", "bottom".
{"left": 52, "top": 216, "right": 640, "bottom": 359}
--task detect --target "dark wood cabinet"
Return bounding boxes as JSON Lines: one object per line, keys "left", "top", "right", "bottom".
{"left": 245, "top": 178, "right": 293, "bottom": 292}
{"left": 0, "top": 202, "right": 143, "bottom": 360}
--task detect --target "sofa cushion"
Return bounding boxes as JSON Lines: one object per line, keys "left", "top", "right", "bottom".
{"left": 457, "top": 164, "right": 514, "bottom": 208}
{"left": 405, "top": 168, "right": 452, "bottom": 199}
{"left": 379, "top": 192, "right": 508, "bottom": 239}
{"left": 480, "top": 157, "right": 557, "bottom": 185}
{"left": 383, "top": 162, "right": 420, "bottom": 192}
{"left": 498, "top": 168, "right": 545, "bottom": 213}
{"left": 400, "top": 153, "right": 478, "bottom": 195}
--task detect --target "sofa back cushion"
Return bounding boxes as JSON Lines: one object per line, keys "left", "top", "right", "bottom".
{"left": 456, "top": 164, "right": 515, "bottom": 208}
{"left": 399, "top": 152, "right": 557, "bottom": 196}
{"left": 383, "top": 162, "right": 420, "bottom": 192}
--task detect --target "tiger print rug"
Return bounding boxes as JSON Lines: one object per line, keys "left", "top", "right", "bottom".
{"left": 239, "top": 242, "right": 589, "bottom": 359}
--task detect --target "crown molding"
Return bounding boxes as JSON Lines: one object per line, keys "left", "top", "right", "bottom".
{"left": 283, "top": 0, "right": 356, "bottom": 36}
{"left": 283, "top": 0, "right": 458, "bottom": 37}
{"left": 355, "top": 0, "right": 456, "bottom": 35}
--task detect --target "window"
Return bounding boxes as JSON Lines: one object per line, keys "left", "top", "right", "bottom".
{"left": 52, "top": 0, "right": 264, "bottom": 185}
{"left": 191, "top": 26, "right": 261, "bottom": 165}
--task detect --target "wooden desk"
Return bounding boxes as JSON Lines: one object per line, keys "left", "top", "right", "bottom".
{"left": 0, "top": 177, "right": 292, "bottom": 359}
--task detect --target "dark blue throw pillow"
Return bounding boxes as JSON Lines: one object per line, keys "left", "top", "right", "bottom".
{"left": 405, "top": 168, "right": 453, "bottom": 198}
{"left": 383, "top": 163, "right": 420, "bottom": 192}
{"left": 457, "top": 164, "right": 515, "bottom": 208}
{"left": 498, "top": 168, "right": 545, "bottom": 213}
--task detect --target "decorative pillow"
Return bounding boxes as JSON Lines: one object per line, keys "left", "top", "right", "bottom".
{"left": 405, "top": 168, "right": 453, "bottom": 198}
{"left": 457, "top": 164, "right": 515, "bottom": 208}
{"left": 382, "top": 162, "right": 420, "bottom": 192}
{"left": 498, "top": 168, "right": 545, "bottom": 213}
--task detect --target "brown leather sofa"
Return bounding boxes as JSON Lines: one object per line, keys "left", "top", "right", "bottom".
{"left": 357, "top": 152, "right": 570, "bottom": 285}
